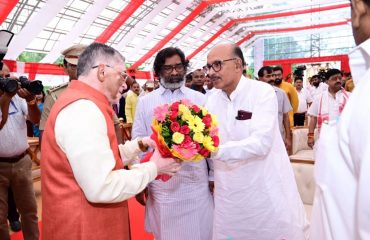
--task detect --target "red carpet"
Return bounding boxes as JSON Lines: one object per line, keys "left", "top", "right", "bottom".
{"left": 11, "top": 198, "right": 154, "bottom": 240}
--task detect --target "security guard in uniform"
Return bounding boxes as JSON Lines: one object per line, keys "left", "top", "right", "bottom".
{"left": 39, "top": 44, "right": 87, "bottom": 140}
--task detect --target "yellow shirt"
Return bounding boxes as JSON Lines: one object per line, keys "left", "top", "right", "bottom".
{"left": 125, "top": 92, "right": 139, "bottom": 123}
{"left": 277, "top": 81, "right": 299, "bottom": 127}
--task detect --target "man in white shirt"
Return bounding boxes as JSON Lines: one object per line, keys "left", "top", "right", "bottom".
{"left": 0, "top": 63, "right": 40, "bottom": 240}
{"left": 205, "top": 43, "right": 307, "bottom": 239}
{"left": 41, "top": 43, "right": 181, "bottom": 240}
{"left": 307, "top": 69, "right": 350, "bottom": 148}
{"left": 309, "top": 74, "right": 328, "bottom": 100}
{"left": 132, "top": 47, "right": 214, "bottom": 240}
{"left": 310, "top": 1, "right": 370, "bottom": 239}
{"left": 294, "top": 76, "right": 313, "bottom": 126}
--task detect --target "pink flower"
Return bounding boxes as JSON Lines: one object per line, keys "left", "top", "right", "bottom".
{"left": 181, "top": 98, "right": 192, "bottom": 107}
{"left": 179, "top": 125, "right": 190, "bottom": 135}
{"left": 173, "top": 143, "right": 198, "bottom": 159}
{"left": 210, "top": 127, "right": 219, "bottom": 137}
{"left": 154, "top": 104, "right": 169, "bottom": 122}
{"left": 170, "top": 122, "right": 180, "bottom": 132}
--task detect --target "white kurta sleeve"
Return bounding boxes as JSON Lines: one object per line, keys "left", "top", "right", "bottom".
{"left": 55, "top": 99, "right": 157, "bottom": 203}
{"left": 132, "top": 97, "right": 148, "bottom": 139}
{"left": 212, "top": 88, "right": 278, "bottom": 162}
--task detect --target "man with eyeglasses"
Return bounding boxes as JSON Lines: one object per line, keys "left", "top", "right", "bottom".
{"left": 205, "top": 43, "right": 307, "bottom": 239}
{"left": 41, "top": 43, "right": 181, "bottom": 240}
{"left": 0, "top": 62, "right": 40, "bottom": 239}
{"left": 132, "top": 47, "right": 213, "bottom": 240}
{"left": 307, "top": 69, "right": 350, "bottom": 148}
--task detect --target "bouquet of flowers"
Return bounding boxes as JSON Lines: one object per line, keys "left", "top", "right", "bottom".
{"left": 141, "top": 99, "right": 219, "bottom": 181}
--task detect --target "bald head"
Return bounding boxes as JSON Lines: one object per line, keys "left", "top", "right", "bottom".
{"left": 206, "top": 43, "right": 245, "bottom": 96}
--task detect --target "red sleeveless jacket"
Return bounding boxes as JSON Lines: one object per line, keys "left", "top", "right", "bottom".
{"left": 41, "top": 80, "right": 130, "bottom": 240}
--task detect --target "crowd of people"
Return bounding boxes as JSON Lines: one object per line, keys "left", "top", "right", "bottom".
{"left": 0, "top": 0, "right": 369, "bottom": 239}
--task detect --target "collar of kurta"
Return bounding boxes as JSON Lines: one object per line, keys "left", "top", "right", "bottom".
{"left": 158, "top": 84, "right": 187, "bottom": 95}
{"left": 69, "top": 80, "right": 110, "bottom": 106}
{"left": 221, "top": 75, "right": 247, "bottom": 101}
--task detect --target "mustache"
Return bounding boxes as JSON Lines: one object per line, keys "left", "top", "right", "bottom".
{"left": 165, "top": 75, "right": 184, "bottom": 83}
{"left": 209, "top": 74, "right": 221, "bottom": 82}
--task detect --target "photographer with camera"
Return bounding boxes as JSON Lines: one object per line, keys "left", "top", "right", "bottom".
{"left": 0, "top": 62, "right": 40, "bottom": 239}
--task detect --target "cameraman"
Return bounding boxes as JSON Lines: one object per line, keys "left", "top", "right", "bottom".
{"left": 0, "top": 63, "right": 39, "bottom": 239}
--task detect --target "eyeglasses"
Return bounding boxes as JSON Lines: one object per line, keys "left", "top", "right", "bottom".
{"left": 92, "top": 64, "right": 128, "bottom": 81}
{"left": 204, "top": 58, "right": 236, "bottom": 73}
{"left": 161, "top": 63, "right": 185, "bottom": 74}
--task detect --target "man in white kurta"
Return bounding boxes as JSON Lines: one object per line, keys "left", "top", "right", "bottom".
{"left": 310, "top": 1, "right": 370, "bottom": 239}
{"left": 132, "top": 47, "right": 213, "bottom": 240}
{"left": 205, "top": 43, "right": 307, "bottom": 240}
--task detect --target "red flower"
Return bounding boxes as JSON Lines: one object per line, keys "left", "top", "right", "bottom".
{"left": 183, "top": 135, "right": 192, "bottom": 145}
{"left": 194, "top": 142, "right": 201, "bottom": 151}
{"left": 170, "top": 122, "right": 180, "bottom": 132}
{"left": 212, "top": 136, "right": 220, "bottom": 147}
{"left": 192, "top": 105, "right": 201, "bottom": 113}
{"left": 170, "top": 111, "right": 178, "bottom": 121}
{"left": 202, "top": 114, "right": 212, "bottom": 128}
{"left": 199, "top": 148, "right": 210, "bottom": 157}
{"left": 171, "top": 102, "right": 180, "bottom": 111}
{"left": 179, "top": 125, "right": 190, "bottom": 135}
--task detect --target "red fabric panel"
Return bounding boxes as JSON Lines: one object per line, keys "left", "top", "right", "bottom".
{"left": 263, "top": 55, "right": 350, "bottom": 79}
{"left": 95, "top": 0, "right": 144, "bottom": 43}
{"left": 0, "top": 0, "right": 18, "bottom": 25}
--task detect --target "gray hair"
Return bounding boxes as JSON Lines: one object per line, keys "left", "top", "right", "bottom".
{"left": 77, "top": 43, "right": 125, "bottom": 78}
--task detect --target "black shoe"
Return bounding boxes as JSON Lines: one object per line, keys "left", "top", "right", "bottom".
{"left": 9, "top": 220, "right": 21, "bottom": 232}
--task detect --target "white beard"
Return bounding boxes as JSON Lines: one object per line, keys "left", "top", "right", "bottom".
{"left": 160, "top": 77, "right": 184, "bottom": 90}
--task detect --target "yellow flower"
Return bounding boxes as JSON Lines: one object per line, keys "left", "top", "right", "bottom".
{"left": 193, "top": 132, "right": 204, "bottom": 143}
{"left": 179, "top": 104, "right": 191, "bottom": 115}
{"left": 188, "top": 116, "right": 205, "bottom": 133}
{"left": 201, "top": 107, "right": 208, "bottom": 116}
{"left": 172, "top": 132, "right": 185, "bottom": 144}
{"left": 211, "top": 114, "right": 218, "bottom": 127}
{"left": 203, "top": 136, "right": 216, "bottom": 152}
{"left": 182, "top": 112, "right": 194, "bottom": 122}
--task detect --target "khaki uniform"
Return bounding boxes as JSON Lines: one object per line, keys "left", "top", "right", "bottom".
{"left": 39, "top": 83, "right": 68, "bottom": 130}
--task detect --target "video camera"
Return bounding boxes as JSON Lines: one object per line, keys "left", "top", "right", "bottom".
{"left": 293, "top": 65, "right": 306, "bottom": 79}
{"left": 0, "top": 30, "right": 44, "bottom": 95}
{"left": 0, "top": 76, "right": 43, "bottom": 95}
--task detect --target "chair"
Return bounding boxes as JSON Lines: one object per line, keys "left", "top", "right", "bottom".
{"left": 289, "top": 127, "right": 318, "bottom": 162}
{"left": 289, "top": 127, "right": 318, "bottom": 220}
{"left": 27, "top": 137, "right": 41, "bottom": 181}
